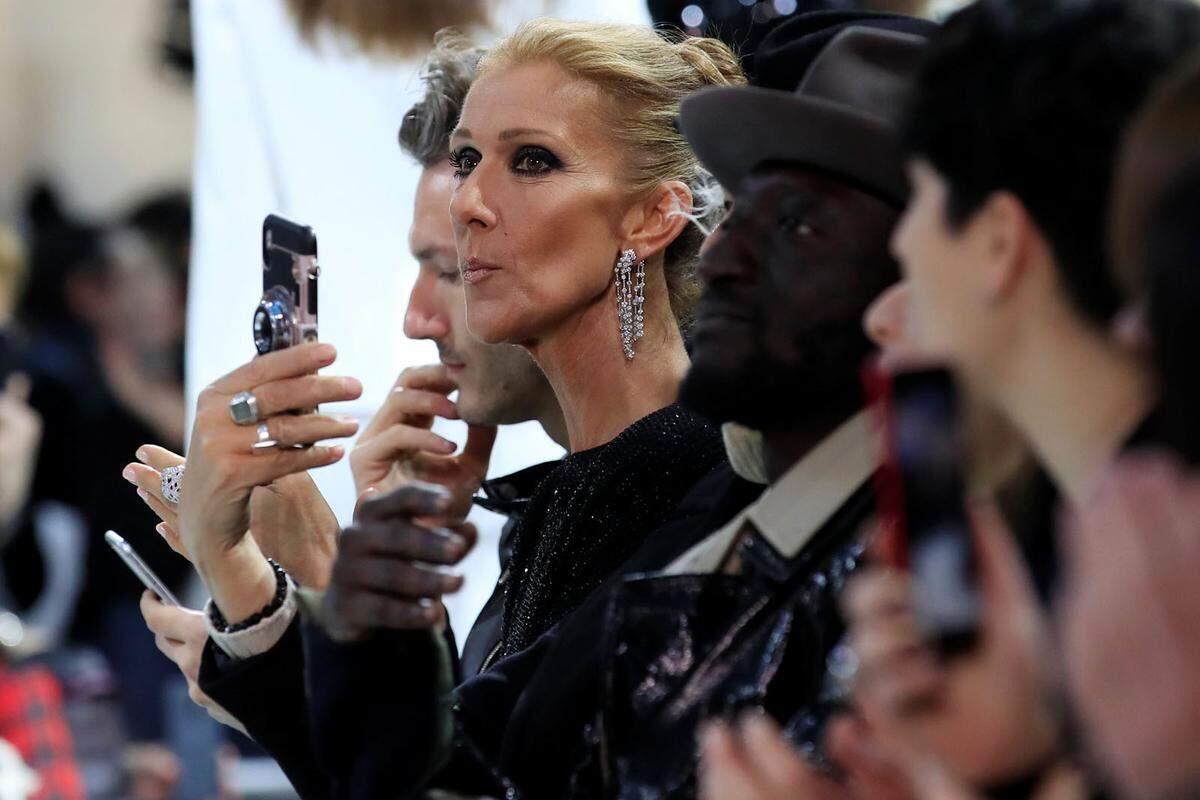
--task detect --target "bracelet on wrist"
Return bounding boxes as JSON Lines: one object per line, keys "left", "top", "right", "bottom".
{"left": 209, "top": 558, "right": 289, "bottom": 634}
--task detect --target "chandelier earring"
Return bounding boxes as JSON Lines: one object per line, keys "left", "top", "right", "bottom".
{"left": 614, "top": 248, "right": 646, "bottom": 360}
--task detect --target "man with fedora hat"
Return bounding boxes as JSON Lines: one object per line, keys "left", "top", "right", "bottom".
{"left": 287, "top": 14, "right": 936, "bottom": 800}
{"left": 552, "top": 23, "right": 933, "bottom": 798}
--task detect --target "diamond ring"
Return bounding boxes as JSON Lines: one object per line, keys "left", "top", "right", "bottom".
{"left": 160, "top": 465, "right": 185, "bottom": 505}
{"left": 229, "top": 391, "right": 261, "bottom": 426}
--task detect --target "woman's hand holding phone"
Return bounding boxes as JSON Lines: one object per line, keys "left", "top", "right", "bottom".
{"left": 177, "top": 343, "right": 359, "bottom": 621}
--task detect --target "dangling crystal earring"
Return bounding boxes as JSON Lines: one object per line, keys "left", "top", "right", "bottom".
{"left": 615, "top": 249, "right": 646, "bottom": 359}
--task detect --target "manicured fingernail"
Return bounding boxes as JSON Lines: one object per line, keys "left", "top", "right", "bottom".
{"left": 440, "top": 438, "right": 456, "bottom": 453}
{"left": 122, "top": 466, "right": 137, "bottom": 484}
{"left": 343, "top": 378, "right": 362, "bottom": 394}
{"left": 336, "top": 415, "right": 358, "bottom": 425}
{"left": 316, "top": 344, "right": 336, "bottom": 363}
{"left": 135, "top": 448, "right": 148, "bottom": 462}
{"left": 137, "top": 488, "right": 149, "bottom": 501}
{"left": 329, "top": 446, "right": 344, "bottom": 459}
{"left": 156, "top": 523, "right": 168, "bottom": 537}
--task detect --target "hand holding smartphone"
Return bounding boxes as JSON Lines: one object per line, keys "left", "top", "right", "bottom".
{"left": 865, "top": 362, "right": 982, "bottom": 655}
{"left": 105, "top": 530, "right": 180, "bottom": 606}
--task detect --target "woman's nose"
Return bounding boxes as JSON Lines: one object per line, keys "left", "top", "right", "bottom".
{"left": 449, "top": 170, "right": 497, "bottom": 231}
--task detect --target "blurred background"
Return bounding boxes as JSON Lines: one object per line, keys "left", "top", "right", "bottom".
{"left": 0, "top": 1, "right": 953, "bottom": 798}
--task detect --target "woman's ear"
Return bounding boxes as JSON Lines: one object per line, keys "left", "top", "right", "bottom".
{"left": 622, "top": 180, "right": 693, "bottom": 262}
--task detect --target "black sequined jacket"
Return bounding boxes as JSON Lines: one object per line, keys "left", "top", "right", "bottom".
{"left": 497, "top": 404, "right": 730, "bottom": 659}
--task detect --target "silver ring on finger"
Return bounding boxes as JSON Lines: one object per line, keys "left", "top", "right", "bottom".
{"left": 160, "top": 465, "right": 185, "bottom": 505}
{"left": 251, "top": 421, "right": 279, "bottom": 452}
{"left": 229, "top": 391, "right": 261, "bottom": 426}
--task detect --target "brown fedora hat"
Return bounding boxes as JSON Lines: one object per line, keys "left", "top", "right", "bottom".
{"left": 679, "top": 27, "right": 928, "bottom": 205}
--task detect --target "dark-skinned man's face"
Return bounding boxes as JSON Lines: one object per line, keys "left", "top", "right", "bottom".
{"left": 679, "top": 165, "right": 900, "bottom": 432}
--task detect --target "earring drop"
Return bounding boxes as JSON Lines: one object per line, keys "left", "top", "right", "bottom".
{"left": 615, "top": 249, "right": 646, "bottom": 359}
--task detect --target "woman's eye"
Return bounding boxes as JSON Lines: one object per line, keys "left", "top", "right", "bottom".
{"left": 449, "top": 148, "right": 480, "bottom": 179}
{"left": 512, "top": 147, "right": 559, "bottom": 176}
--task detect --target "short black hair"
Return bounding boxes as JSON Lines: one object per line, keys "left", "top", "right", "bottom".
{"left": 901, "top": 0, "right": 1200, "bottom": 326}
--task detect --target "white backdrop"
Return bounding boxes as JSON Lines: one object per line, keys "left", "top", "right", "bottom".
{"left": 188, "top": 0, "right": 649, "bottom": 644}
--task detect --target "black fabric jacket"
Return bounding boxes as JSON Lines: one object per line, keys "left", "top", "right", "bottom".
{"left": 197, "top": 460, "right": 556, "bottom": 800}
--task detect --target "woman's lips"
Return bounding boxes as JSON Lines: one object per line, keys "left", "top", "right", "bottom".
{"left": 462, "top": 257, "right": 500, "bottom": 285}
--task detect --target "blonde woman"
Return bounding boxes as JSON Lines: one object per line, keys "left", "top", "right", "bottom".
{"left": 124, "top": 20, "right": 743, "bottom": 799}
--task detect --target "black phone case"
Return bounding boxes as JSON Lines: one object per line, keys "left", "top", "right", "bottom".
{"left": 262, "top": 214, "right": 318, "bottom": 318}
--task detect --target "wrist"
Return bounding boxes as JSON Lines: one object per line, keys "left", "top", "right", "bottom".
{"left": 209, "top": 558, "right": 290, "bottom": 633}
{"left": 196, "top": 538, "right": 278, "bottom": 625}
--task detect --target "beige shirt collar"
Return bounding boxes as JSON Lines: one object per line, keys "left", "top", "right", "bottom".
{"left": 665, "top": 411, "right": 877, "bottom": 575}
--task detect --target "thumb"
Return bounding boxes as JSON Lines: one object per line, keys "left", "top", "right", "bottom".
{"left": 458, "top": 424, "right": 497, "bottom": 476}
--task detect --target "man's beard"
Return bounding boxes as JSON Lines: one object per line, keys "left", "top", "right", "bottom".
{"left": 679, "top": 324, "right": 872, "bottom": 433}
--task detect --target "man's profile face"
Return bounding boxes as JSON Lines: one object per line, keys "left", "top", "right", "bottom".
{"left": 405, "top": 163, "right": 547, "bottom": 426}
{"left": 680, "top": 165, "right": 899, "bottom": 431}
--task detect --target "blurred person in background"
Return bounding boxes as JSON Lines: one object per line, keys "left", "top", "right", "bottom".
{"left": 1059, "top": 56, "right": 1200, "bottom": 800}
{"left": 13, "top": 186, "right": 194, "bottom": 796}
{"left": 0, "top": 226, "right": 40, "bottom": 547}
{"left": 0, "top": 651, "right": 85, "bottom": 800}
{"left": 0, "top": 221, "right": 86, "bottom": 800}
{"left": 1109, "top": 52, "right": 1200, "bottom": 461}
{"left": 828, "top": 0, "right": 1200, "bottom": 797}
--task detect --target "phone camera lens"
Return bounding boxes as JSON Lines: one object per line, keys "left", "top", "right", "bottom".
{"left": 253, "top": 286, "right": 295, "bottom": 354}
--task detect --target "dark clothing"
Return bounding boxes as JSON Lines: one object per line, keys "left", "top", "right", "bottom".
{"left": 3, "top": 331, "right": 187, "bottom": 741}
{"left": 439, "top": 479, "right": 874, "bottom": 799}
{"left": 200, "top": 405, "right": 731, "bottom": 798}
{"left": 587, "top": 482, "right": 873, "bottom": 799}
{"left": 461, "top": 460, "right": 559, "bottom": 677}
{"left": 200, "top": 624, "right": 325, "bottom": 799}
{"left": 500, "top": 405, "right": 729, "bottom": 657}
{"left": 196, "top": 460, "right": 559, "bottom": 800}
{"left": 12, "top": 334, "right": 189, "bottom": 629}
{"left": 302, "top": 462, "right": 763, "bottom": 799}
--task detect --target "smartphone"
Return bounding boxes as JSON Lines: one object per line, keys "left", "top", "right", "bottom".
{"left": 104, "top": 530, "right": 180, "bottom": 606}
{"left": 253, "top": 214, "right": 319, "bottom": 356}
{"left": 865, "top": 362, "right": 981, "bottom": 654}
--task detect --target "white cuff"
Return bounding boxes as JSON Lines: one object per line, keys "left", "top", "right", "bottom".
{"left": 205, "top": 579, "right": 298, "bottom": 660}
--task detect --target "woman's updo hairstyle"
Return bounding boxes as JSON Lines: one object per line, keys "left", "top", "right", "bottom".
{"left": 479, "top": 20, "right": 746, "bottom": 328}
